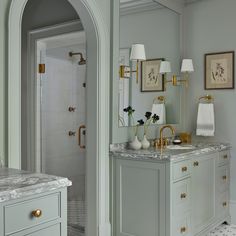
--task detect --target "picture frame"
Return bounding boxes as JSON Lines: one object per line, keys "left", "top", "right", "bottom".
{"left": 141, "top": 58, "right": 164, "bottom": 92}
{"left": 205, "top": 51, "right": 235, "bottom": 90}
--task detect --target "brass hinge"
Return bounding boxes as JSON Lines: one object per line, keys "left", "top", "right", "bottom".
{"left": 39, "top": 64, "right": 45, "bottom": 74}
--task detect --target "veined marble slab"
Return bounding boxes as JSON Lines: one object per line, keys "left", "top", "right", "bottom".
{"left": 0, "top": 168, "right": 72, "bottom": 203}
{"left": 110, "top": 142, "right": 231, "bottom": 162}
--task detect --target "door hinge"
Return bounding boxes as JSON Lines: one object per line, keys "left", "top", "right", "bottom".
{"left": 39, "top": 64, "right": 45, "bottom": 74}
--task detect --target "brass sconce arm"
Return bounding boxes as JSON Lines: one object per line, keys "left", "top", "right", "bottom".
{"left": 119, "top": 61, "right": 140, "bottom": 83}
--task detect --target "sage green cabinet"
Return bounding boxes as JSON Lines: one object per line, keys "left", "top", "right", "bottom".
{"left": 0, "top": 188, "right": 67, "bottom": 236}
{"left": 114, "top": 159, "right": 166, "bottom": 236}
{"left": 111, "top": 150, "right": 231, "bottom": 236}
{"left": 192, "top": 154, "right": 216, "bottom": 234}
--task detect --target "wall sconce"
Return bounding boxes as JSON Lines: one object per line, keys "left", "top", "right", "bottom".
{"left": 160, "top": 59, "right": 194, "bottom": 90}
{"left": 119, "top": 44, "right": 146, "bottom": 83}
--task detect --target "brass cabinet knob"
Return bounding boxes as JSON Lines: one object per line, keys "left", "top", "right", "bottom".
{"left": 32, "top": 209, "right": 42, "bottom": 218}
{"left": 180, "top": 226, "right": 187, "bottom": 233}
{"left": 193, "top": 161, "right": 199, "bottom": 167}
{"left": 223, "top": 202, "right": 227, "bottom": 207}
{"left": 180, "top": 193, "right": 187, "bottom": 199}
{"left": 222, "top": 175, "right": 227, "bottom": 180}
{"left": 223, "top": 155, "right": 228, "bottom": 159}
{"left": 182, "top": 166, "right": 188, "bottom": 172}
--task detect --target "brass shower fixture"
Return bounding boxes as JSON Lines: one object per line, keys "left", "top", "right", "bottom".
{"left": 69, "top": 51, "right": 86, "bottom": 65}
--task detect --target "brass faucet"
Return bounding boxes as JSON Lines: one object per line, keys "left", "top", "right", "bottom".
{"left": 154, "top": 125, "right": 175, "bottom": 150}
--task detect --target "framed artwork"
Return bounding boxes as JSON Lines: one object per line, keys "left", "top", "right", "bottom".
{"left": 205, "top": 51, "right": 235, "bottom": 90}
{"left": 141, "top": 58, "right": 164, "bottom": 92}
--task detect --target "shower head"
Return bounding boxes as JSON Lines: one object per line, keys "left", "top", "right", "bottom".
{"left": 69, "top": 51, "right": 86, "bottom": 65}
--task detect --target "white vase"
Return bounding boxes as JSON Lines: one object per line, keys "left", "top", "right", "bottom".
{"left": 129, "top": 136, "right": 142, "bottom": 150}
{"left": 141, "top": 135, "right": 150, "bottom": 149}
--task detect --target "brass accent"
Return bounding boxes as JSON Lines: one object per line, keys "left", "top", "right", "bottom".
{"left": 164, "top": 74, "right": 189, "bottom": 90}
{"left": 222, "top": 175, "right": 227, "bottom": 180}
{"left": 119, "top": 61, "right": 140, "bottom": 84}
{"left": 223, "top": 154, "right": 228, "bottom": 159}
{"left": 153, "top": 96, "right": 165, "bottom": 104}
{"left": 223, "top": 202, "right": 227, "bottom": 207}
{"left": 180, "top": 227, "right": 187, "bottom": 233}
{"left": 68, "top": 106, "right": 76, "bottom": 112}
{"left": 38, "top": 64, "right": 45, "bottom": 74}
{"left": 78, "top": 125, "right": 86, "bottom": 149}
{"left": 199, "top": 95, "right": 214, "bottom": 103}
{"left": 193, "top": 161, "right": 199, "bottom": 167}
{"left": 179, "top": 133, "right": 192, "bottom": 144}
{"left": 181, "top": 193, "right": 187, "bottom": 199}
{"left": 154, "top": 125, "right": 175, "bottom": 150}
{"left": 32, "top": 209, "right": 42, "bottom": 218}
{"left": 182, "top": 166, "right": 188, "bottom": 172}
{"left": 68, "top": 131, "right": 76, "bottom": 136}
{"left": 69, "top": 52, "right": 86, "bottom": 65}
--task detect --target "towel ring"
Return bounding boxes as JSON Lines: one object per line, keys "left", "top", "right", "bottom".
{"left": 198, "top": 95, "right": 214, "bottom": 103}
{"left": 153, "top": 96, "right": 165, "bottom": 104}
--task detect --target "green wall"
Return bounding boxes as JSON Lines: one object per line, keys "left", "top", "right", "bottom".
{"left": 184, "top": 0, "right": 236, "bottom": 222}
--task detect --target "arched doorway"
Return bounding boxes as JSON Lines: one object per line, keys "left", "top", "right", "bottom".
{"left": 8, "top": 0, "right": 111, "bottom": 235}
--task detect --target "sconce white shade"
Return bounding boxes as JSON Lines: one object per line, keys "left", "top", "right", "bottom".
{"left": 130, "top": 44, "right": 146, "bottom": 61}
{"left": 181, "top": 59, "right": 194, "bottom": 72}
{"left": 159, "top": 61, "right": 172, "bottom": 73}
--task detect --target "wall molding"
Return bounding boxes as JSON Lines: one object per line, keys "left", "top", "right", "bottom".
{"left": 230, "top": 200, "right": 236, "bottom": 224}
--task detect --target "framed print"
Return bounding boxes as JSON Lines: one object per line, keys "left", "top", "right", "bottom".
{"left": 205, "top": 51, "right": 235, "bottom": 90}
{"left": 141, "top": 58, "right": 164, "bottom": 92}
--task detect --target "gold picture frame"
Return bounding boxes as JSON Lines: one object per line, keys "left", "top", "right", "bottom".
{"left": 205, "top": 51, "right": 235, "bottom": 90}
{"left": 141, "top": 58, "right": 164, "bottom": 92}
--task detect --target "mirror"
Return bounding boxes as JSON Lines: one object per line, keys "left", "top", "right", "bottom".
{"left": 118, "top": 0, "right": 181, "bottom": 127}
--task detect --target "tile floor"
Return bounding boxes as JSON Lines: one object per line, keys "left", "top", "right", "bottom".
{"left": 209, "top": 225, "right": 236, "bottom": 236}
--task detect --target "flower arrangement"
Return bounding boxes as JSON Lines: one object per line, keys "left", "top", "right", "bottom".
{"left": 123, "top": 106, "right": 160, "bottom": 136}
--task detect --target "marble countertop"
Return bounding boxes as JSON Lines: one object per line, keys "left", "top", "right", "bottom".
{"left": 110, "top": 142, "right": 231, "bottom": 162}
{"left": 0, "top": 168, "right": 72, "bottom": 203}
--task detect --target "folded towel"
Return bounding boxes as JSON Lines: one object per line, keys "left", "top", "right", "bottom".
{"left": 151, "top": 104, "right": 166, "bottom": 125}
{"left": 196, "top": 103, "right": 215, "bottom": 136}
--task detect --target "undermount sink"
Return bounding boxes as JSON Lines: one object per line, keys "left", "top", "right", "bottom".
{"left": 166, "top": 145, "right": 196, "bottom": 150}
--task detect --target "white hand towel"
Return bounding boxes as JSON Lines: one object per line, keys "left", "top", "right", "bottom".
{"left": 151, "top": 104, "right": 166, "bottom": 125}
{"left": 196, "top": 103, "right": 215, "bottom": 136}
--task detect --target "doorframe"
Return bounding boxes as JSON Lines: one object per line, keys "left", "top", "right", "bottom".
{"left": 8, "top": 0, "right": 111, "bottom": 236}
{"left": 26, "top": 20, "right": 84, "bottom": 172}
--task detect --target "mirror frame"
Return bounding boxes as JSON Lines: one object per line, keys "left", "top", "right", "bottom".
{"left": 110, "top": 0, "right": 186, "bottom": 143}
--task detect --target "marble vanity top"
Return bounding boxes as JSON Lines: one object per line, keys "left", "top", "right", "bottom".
{"left": 110, "top": 142, "right": 231, "bottom": 162}
{"left": 0, "top": 168, "right": 72, "bottom": 203}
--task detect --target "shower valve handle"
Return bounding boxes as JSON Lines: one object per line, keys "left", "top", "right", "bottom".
{"left": 68, "top": 131, "right": 76, "bottom": 136}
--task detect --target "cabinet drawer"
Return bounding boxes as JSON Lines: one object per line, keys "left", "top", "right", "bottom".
{"left": 5, "top": 193, "right": 60, "bottom": 235}
{"left": 217, "top": 165, "right": 230, "bottom": 193}
{"left": 218, "top": 150, "right": 230, "bottom": 166}
{"left": 217, "top": 191, "right": 229, "bottom": 217}
{"left": 173, "top": 161, "right": 191, "bottom": 181}
{"left": 173, "top": 178, "right": 191, "bottom": 214}
{"left": 173, "top": 213, "right": 191, "bottom": 236}
{"left": 10, "top": 223, "right": 61, "bottom": 236}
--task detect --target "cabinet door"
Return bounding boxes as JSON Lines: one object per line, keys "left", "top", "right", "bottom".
{"left": 192, "top": 154, "right": 216, "bottom": 234}
{"left": 115, "top": 159, "right": 166, "bottom": 236}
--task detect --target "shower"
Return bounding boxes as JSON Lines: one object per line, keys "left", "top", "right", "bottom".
{"left": 69, "top": 51, "right": 86, "bottom": 65}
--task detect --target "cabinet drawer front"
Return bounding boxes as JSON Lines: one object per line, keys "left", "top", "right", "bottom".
{"left": 173, "top": 178, "right": 191, "bottom": 214}
{"left": 10, "top": 223, "right": 61, "bottom": 236}
{"left": 218, "top": 150, "right": 230, "bottom": 166}
{"left": 217, "top": 191, "right": 229, "bottom": 217}
{"left": 173, "top": 213, "right": 191, "bottom": 236}
{"left": 217, "top": 165, "right": 230, "bottom": 193}
{"left": 173, "top": 161, "right": 191, "bottom": 181}
{"left": 5, "top": 193, "right": 60, "bottom": 235}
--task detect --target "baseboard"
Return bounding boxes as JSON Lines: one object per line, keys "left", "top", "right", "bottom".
{"left": 230, "top": 200, "right": 236, "bottom": 224}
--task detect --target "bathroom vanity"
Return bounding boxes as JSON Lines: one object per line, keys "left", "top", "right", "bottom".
{"left": 0, "top": 168, "right": 71, "bottom": 236}
{"left": 110, "top": 143, "right": 231, "bottom": 236}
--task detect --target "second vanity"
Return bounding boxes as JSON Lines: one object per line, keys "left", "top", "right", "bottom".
{"left": 110, "top": 143, "right": 231, "bottom": 236}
